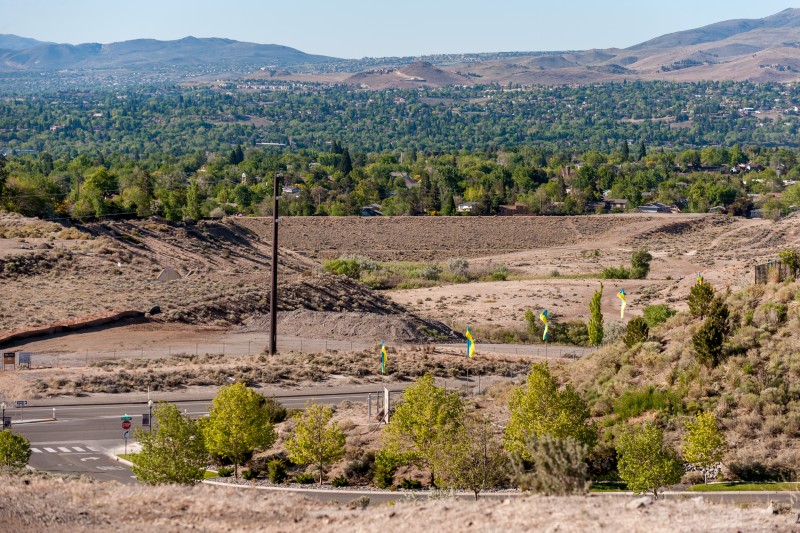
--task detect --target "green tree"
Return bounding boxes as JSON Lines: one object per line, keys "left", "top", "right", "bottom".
{"left": 623, "top": 317, "right": 649, "bottom": 347}
{"left": 202, "top": 383, "right": 276, "bottom": 477}
{"left": 683, "top": 412, "right": 726, "bottom": 485}
{"left": 434, "top": 416, "right": 508, "bottom": 499}
{"left": 183, "top": 179, "right": 201, "bottom": 221}
{"left": 285, "top": 402, "right": 346, "bottom": 483}
{"left": 0, "top": 154, "right": 8, "bottom": 204}
{"left": 616, "top": 423, "right": 683, "bottom": 499}
{"left": 688, "top": 279, "right": 715, "bottom": 319}
{"left": 512, "top": 433, "right": 589, "bottom": 495}
{"left": 779, "top": 249, "right": 800, "bottom": 279}
{"left": 587, "top": 283, "right": 604, "bottom": 346}
{"left": 642, "top": 304, "right": 676, "bottom": 327}
{"left": 0, "top": 430, "right": 31, "bottom": 468}
{"left": 504, "top": 363, "right": 596, "bottom": 459}
{"left": 383, "top": 374, "right": 464, "bottom": 486}
{"left": 621, "top": 140, "right": 630, "bottom": 163}
{"left": 130, "top": 403, "right": 207, "bottom": 485}
{"left": 637, "top": 140, "right": 647, "bottom": 161}
{"left": 693, "top": 297, "right": 730, "bottom": 367}
{"left": 630, "top": 249, "right": 652, "bottom": 279}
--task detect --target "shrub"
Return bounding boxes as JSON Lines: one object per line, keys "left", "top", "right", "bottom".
{"left": 613, "top": 386, "right": 681, "bottom": 420}
{"left": 623, "top": 317, "right": 649, "bottom": 347}
{"left": 267, "top": 459, "right": 287, "bottom": 484}
{"left": 642, "top": 304, "right": 676, "bottom": 327}
{"left": 373, "top": 450, "right": 402, "bottom": 489}
{"left": 513, "top": 434, "right": 589, "bottom": 495}
{"left": 688, "top": 281, "right": 715, "bottom": 319}
{"left": 447, "top": 258, "right": 469, "bottom": 277}
{"left": 295, "top": 473, "right": 315, "bottom": 484}
{"left": 399, "top": 478, "right": 422, "bottom": 490}
{"left": 217, "top": 466, "right": 234, "bottom": 477}
{"left": 332, "top": 475, "right": 350, "bottom": 487}
{"left": 490, "top": 265, "right": 510, "bottom": 281}
{"left": 242, "top": 469, "right": 259, "bottom": 481}
{"left": 323, "top": 258, "right": 361, "bottom": 279}
{"left": 420, "top": 262, "right": 442, "bottom": 281}
{"left": 344, "top": 451, "right": 375, "bottom": 482}
{"left": 630, "top": 249, "right": 652, "bottom": 279}
{"left": 262, "top": 396, "right": 287, "bottom": 424}
{"left": 339, "top": 254, "right": 378, "bottom": 273}
{"left": 693, "top": 297, "right": 731, "bottom": 367}
{"left": 779, "top": 249, "right": 800, "bottom": 279}
{"left": 586, "top": 445, "right": 619, "bottom": 482}
{"left": 602, "top": 266, "right": 630, "bottom": 279}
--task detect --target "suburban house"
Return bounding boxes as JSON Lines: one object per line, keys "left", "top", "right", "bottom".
{"left": 282, "top": 185, "right": 301, "bottom": 198}
{"left": 638, "top": 202, "right": 674, "bottom": 214}
{"left": 498, "top": 202, "right": 531, "bottom": 216}
{"left": 360, "top": 204, "right": 383, "bottom": 217}
{"left": 457, "top": 201, "right": 479, "bottom": 214}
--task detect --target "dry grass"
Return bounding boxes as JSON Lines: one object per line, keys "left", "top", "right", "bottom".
{"left": 0, "top": 474, "right": 791, "bottom": 532}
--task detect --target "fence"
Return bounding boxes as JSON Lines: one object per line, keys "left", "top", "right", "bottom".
{"left": 754, "top": 260, "right": 792, "bottom": 284}
{"left": 0, "top": 337, "right": 595, "bottom": 370}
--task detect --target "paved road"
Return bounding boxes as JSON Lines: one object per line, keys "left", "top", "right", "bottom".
{"left": 13, "top": 387, "right": 402, "bottom": 484}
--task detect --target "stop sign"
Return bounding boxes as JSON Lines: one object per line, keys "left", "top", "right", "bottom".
{"left": 122, "top": 420, "right": 132, "bottom": 430}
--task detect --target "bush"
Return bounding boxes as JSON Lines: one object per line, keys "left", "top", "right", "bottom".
{"left": 332, "top": 475, "right": 350, "bottom": 487}
{"left": 728, "top": 461, "right": 795, "bottom": 482}
{"left": 586, "top": 445, "right": 619, "bottom": 482}
{"left": 642, "top": 304, "right": 676, "bottom": 327}
{"left": 344, "top": 451, "right": 375, "bottom": 482}
{"left": 267, "top": 459, "right": 287, "bottom": 484}
{"left": 399, "top": 478, "right": 422, "bottom": 490}
{"left": 490, "top": 265, "right": 510, "bottom": 281}
{"left": 623, "top": 317, "right": 649, "bottom": 347}
{"left": 630, "top": 249, "right": 652, "bottom": 279}
{"left": 217, "top": 466, "right": 234, "bottom": 477}
{"left": 295, "top": 473, "right": 315, "bottom": 484}
{"left": 513, "top": 434, "right": 589, "bottom": 495}
{"left": 420, "top": 262, "right": 442, "bottom": 281}
{"left": 373, "top": 450, "right": 401, "bottom": 489}
{"left": 613, "top": 386, "right": 681, "bottom": 420}
{"left": 339, "top": 254, "right": 378, "bottom": 273}
{"left": 242, "top": 469, "right": 259, "bottom": 481}
{"left": 693, "top": 297, "right": 731, "bottom": 367}
{"left": 447, "top": 258, "right": 469, "bottom": 277}
{"left": 602, "top": 265, "right": 631, "bottom": 279}
{"left": 323, "top": 258, "right": 361, "bottom": 279}
{"left": 262, "top": 396, "right": 287, "bottom": 424}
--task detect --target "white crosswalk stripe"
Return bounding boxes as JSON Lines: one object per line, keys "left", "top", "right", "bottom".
{"left": 72, "top": 446, "right": 85, "bottom": 452}
{"left": 87, "top": 446, "right": 100, "bottom": 452}
{"left": 31, "top": 448, "right": 42, "bottom": 453}
{"left": 57, "top": 447, "right": 71, "bottom": 453}
{"left": 33, "top": 444, "right": 105, "bottom": 454}
{"left": 43, "top": 447, "right": 57, "bottom": 453}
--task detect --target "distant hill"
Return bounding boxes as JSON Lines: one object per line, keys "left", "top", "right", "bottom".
{"left": 0, "top": 34, "right": 51, "bottom": 51}
{"left": 7, "top": 9, "right": 800, "bottom": 84}
{"left": 0, "top": 36, "right": 335, "bottom": 71}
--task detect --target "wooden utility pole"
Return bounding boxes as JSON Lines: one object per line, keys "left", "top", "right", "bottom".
{"left": 269, "top": 173, "right": 281, "bottom": 355}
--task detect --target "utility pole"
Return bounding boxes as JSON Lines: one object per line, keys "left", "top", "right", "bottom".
{"left": 269, "top": 173, "right": 281, "bottom": 356}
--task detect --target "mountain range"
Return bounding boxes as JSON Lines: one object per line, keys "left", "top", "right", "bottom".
{"left": 5, "top": 8, "right": 800, "bottom": 85}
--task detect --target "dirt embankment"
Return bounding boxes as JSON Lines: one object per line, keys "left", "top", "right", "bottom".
{"left": 0, "top": 476, "right": 790, "bottom": 533}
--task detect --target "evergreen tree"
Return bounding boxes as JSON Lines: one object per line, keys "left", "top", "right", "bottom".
{"left": 621, "top": 141, "right": 630, "bottom": 163}
{"left": 688, "top": 279, "right": 715, "bottom": 319}
{"left": 0, "top": 154, "right": 7, "bottom": 203}
{"left": 637, "top": 140, "right": 647, "bottom": 160}
{"left": 338, "top": 148, "right": 352, "bottom": 176}
{"left": 587, "top": 283, "right": 604, "bottom": 346}
{"left": 623, "top": 317, "right": 649, "bottom": 347}
{"left": 693, "top": 297, "right": 730, "bottom": 367}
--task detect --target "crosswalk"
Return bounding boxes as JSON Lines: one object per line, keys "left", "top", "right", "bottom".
{"left": 31, "top": 445, "right": 101, "bottom": 454}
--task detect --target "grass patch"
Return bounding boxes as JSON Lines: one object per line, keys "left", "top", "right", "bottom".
{"left": 613, "top": 385, "right": 682, "bottom": 420}
{"left": 688, "top": 482, "right": 800, "bottom": 492}
{"left": 117, "top": 452, "right": 217, "bottom": 478}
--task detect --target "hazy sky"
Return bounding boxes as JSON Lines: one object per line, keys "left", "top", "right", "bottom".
{"left": 0, "top": 1, "right": 797, "bottom": 58}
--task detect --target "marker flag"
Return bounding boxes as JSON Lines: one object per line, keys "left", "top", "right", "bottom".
{"left": 539, "top": 310, "right": 549, "bottom": 341}
{"left": 380, "top": 342, "right": 388, "bottom": 374}
{"left": 617, "top": 288, "right": 627, "bottom": 319}
{"left": 697, "top": 272, "right": 703, "bottom": 285}
{"left": 466, "top": 326, "right": 475, "bottom": 358}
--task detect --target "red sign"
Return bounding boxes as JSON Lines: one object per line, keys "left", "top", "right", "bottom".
{"left": 122, "top": 420, "right": 132, "bottom": 430}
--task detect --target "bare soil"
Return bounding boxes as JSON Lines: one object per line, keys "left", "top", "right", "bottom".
{"left": 0, "top": 475, "right": 791, "bottom": 533}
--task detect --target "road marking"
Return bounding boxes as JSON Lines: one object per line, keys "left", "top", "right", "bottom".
{"left": 31, "top": 448, "right": 42, "bottom": 453}
{"left": 43, "top": 447, "right": 57, "bottom": 453}
{"left": 57, "top": 447, "right": 72, "bottom": 453}
{"left": 87, "top": 446, "right": 100, "bottom": 452}
{"left": 80, "top": 457, "right": 100, "bottom": 462}
{"left": 72, "top": 446, "right": 85, "bottom": 452}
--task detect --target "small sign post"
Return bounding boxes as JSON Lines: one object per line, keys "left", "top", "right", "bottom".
{"left": 16, "top": 400, "right": 26, "bottom": 422}
{"left": 17, "top": 352, "right": 31, "bottom": 368}
{"left": 121, "top": 415, "right": 132, "bottom": 454}
{"left": 3, "top": 353, "right": 14, "bottom": 371}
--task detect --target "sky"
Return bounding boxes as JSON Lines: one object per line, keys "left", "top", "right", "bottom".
{"left": 0, "top": 1, "right": 797, "bottom": 59}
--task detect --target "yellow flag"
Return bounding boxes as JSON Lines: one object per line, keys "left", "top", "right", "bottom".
{"left": 466, "top": 326, "right": 475, "bottom": 358}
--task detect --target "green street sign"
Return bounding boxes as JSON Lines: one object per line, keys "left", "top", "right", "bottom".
{"left": 121, "top": 414, "right": 132, "bottom": 421}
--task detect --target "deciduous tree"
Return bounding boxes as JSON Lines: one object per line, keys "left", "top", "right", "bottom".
{"left": 617, "top": 422, "right": 683, "bottom": 499}
{"left": 588, "top": 283, "right": 604, "bottom": 346}
{"left": 202, "top": 383, "right": 276, "bottom": 477}
{"left": 504, "top": 363, "right": 595, "bottom": 459}
{"left": 0, "top": 430, "right": 31, "bottom": 468}
{"left": 131, "top": 403, "right": 207, "bottom": 485}
{"left": 683, "top": 412, "right": 726, "bottom": 485}
{"left": 285, "top": 402, "right": 346, "bottom": 484}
